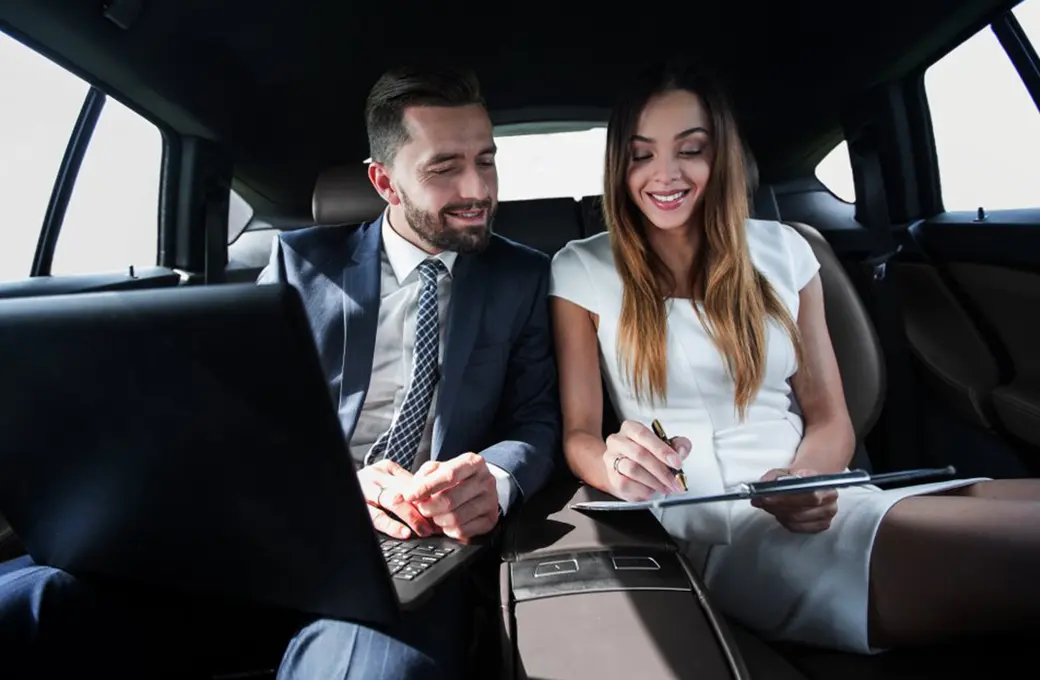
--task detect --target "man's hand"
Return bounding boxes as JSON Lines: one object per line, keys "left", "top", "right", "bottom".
{"left": 402, "top": 453, "right": 499, "bottom": 542}
{"left": 751, "top": 468, "right": 838, "bottom": 533}
{"left": 357, "top": 459, "right": 435, "bottom": 539}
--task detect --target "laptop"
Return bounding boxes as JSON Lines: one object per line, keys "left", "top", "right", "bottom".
{"left": 0, "top": 283, "right": 489, "bottom": 630}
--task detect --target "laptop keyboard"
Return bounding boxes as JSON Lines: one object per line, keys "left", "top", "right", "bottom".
{"left": 379, "top": 538, "right": 456, "bottom": 581}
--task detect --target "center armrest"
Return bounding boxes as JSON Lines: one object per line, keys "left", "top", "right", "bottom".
{"left": 497, "top": 475, "right": 753, "bottom": 680}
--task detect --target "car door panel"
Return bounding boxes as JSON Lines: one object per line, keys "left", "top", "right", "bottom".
{"left": 908, "top": 211, "right": 1040, "bottom": 456}
{"left": 0, "top": 268, "right": 183, "bottom": 301}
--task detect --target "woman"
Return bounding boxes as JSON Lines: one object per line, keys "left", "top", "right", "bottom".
{"left": 549, "top": 61, "right": 1040, "bottom": 654}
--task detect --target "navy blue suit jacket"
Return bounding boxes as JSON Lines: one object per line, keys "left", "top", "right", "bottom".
{"left": 257, "top": 215, "right": 559, "bottom": 504}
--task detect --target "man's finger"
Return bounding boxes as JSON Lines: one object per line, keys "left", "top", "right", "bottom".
{"left": 380, "top": 489, "right": 435, "bottom": 537}
{"left": 359, "top": 475, "right": 388, "bottom": 506}
{"left": 376, "top": 459, "right": 412, "bottom": 477}
{"left": 443, "top": 511, "right": 498, "bottom": 543}
{"left": 416, "top": 476, "right": 485, "bottom": 517}
{"left": 404, "top": 454, "right": 482, "bottom": 501}
{"left": 413, "top": 460, "right": 440, "bottom": 479}
{"left": 368, "top": 506, "right": 411, "bottom": 539}
{"left": 429, "top": 491, "right": 495, "bottom": 530}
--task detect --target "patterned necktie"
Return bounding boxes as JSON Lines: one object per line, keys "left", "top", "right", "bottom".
{"left": 365, "top": 258, "right": 446, "bottom": 470}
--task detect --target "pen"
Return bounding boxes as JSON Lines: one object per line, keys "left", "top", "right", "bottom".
{"left": 651, "top": 419, "right": 688, "bottom": 491}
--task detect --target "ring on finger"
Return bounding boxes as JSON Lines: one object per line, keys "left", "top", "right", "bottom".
{"left": 612, "top": 454, "right": 624, "bottom": 475}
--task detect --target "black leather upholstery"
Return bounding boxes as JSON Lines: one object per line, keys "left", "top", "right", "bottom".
{"left": 493, "top": 198, "right": 583, "bottom": 256}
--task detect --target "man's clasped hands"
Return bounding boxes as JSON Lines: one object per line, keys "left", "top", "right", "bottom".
{"left": 359, "top": 453, "right": 501, "bottom": 542}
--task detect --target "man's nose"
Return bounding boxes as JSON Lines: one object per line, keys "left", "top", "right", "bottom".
{"left": 457, "top": 165, "right": 490, "bottom": 201}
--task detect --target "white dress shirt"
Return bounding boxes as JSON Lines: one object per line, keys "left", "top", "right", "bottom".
{"left": 348, "top": 211, "right": 517, "bottom": 513}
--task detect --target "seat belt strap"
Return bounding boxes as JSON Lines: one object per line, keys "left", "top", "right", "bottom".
{"left": 848, "top": 138, "right": 924, "bottom": 471}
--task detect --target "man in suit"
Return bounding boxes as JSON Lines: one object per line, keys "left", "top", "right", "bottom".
{"left": 0, "top": 65, "right": 559, "bottom": 680}
{"left": 263, "top": 65, "right": 560, "bottom": 678}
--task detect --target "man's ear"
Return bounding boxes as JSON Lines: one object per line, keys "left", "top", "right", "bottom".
{"left": 368, "top": 162, "right": 402, "bottom": 206}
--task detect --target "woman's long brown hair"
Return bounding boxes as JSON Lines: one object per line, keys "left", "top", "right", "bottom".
{"left": 604, "top": 62, "right": 804, "bottom": 419}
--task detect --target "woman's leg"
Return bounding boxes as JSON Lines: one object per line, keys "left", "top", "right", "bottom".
{"left": 868, "top": 494, "right": 1040, "bottom": 648}
{"left": 944, "top": 478, "right": 1040, "bottom": 501}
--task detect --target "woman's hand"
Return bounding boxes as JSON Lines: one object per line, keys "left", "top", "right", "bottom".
{"left": 751, "top": 468, "right": 838, "bottom": 533}
{"left": 603, "top": 420, "right": 691, "bottom": 501}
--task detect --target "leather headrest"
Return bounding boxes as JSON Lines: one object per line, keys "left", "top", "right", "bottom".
{"left": 312, "top": 165, "right": 386, "bottom": 224}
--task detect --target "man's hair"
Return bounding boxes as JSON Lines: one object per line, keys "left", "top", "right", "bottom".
{"left": 364, "top": 65, "right": 485, "bottom": 166}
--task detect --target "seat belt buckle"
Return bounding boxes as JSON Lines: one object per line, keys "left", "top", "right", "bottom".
{"left": 864, "top": 244, "right": 903, "bottom": 282}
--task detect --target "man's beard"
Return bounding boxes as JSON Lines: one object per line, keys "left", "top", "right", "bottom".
{"left": 400, "top": 192, "right": 494, "bottom": 254}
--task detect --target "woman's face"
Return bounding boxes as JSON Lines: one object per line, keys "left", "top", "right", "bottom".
{"left": 626, "top": 89, "right": 714, "bottom": 233}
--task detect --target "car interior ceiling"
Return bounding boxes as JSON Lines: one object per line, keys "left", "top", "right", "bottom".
{"left": 1, "top": 0, "right": 1039, "bottom": 678}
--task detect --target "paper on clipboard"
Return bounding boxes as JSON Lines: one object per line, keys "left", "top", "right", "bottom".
{"left": 570, "top": 466, "right": 957, "bottom": 512}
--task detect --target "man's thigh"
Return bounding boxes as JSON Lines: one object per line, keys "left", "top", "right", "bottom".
{"left": 0, "top": 557, "right": 192, "bottom": 676}
{"left": 0, "top": 557, "right": 291, "bottom": 677}
{"left": 279, "top": 574, "right": 473, "bottom": 680}
{"left": 278, "top": 618, "right": 446, "bottom": 680}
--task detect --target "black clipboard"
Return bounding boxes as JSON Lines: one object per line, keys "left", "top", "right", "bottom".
{"left": 570, "top": 466, "right": 957, "bottom": 512}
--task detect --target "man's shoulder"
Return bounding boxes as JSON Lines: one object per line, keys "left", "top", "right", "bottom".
{"left": 279, "top": 221, "right": 370, "bottom": 256}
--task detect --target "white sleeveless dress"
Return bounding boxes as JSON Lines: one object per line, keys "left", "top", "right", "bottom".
{"left": 549, "top": 220, "right": 986, "bottom": 654}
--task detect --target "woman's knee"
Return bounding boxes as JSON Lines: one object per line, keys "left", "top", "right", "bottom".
{"left": 869, "top": 495, "right": 1040, "bottom": 646}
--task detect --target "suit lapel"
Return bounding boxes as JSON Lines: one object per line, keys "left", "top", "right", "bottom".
{"left": 433, "top": 253, "right": 487, "bottom": 458}
{"left": 338, "top": 218, "right": 383, "bottom": 441}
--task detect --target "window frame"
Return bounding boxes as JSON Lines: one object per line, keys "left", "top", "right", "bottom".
{"left": 914, "top": 3, "right": 1040, "bottom": 215}
{"left": 1, "top": 25, "right": 172, "bottom": 279}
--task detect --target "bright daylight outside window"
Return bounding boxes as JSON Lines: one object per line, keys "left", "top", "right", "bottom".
{"left": 925, "top": 0, "right": 1039, "bottom": 211}
{"left": 815, "top": 141, "right": 855, "bottom": 203}
{"left": 816, "top": 0, "right": 1040, "bottom": 211}
{"left": 493, "top": 125, "right": 606, "bottom": 201}
{"left": 0, "top": 29, "right": 254, "bottom": 282}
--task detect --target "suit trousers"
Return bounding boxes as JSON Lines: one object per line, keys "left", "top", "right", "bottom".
{"left": 0, "top": 555, "right": 470, "bottom": 679}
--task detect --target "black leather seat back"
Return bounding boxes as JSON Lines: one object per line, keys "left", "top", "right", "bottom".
{"left": 492, "top": 198, "right": 583, "bottom": 256}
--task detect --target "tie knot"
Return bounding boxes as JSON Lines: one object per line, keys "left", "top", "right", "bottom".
{"left": 417, "top": 258, "right": 446, "bottom": 285}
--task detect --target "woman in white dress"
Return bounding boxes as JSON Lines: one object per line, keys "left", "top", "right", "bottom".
{"left": 548, "top": 61, "right": 1040, "bottom": 654}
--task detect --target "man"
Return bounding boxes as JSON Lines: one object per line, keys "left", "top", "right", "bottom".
{"left": 262, "top": 65, "right": 560, "bottom": 677}
{"left": 0, "top": 65, "right": 559, "bottom": 680}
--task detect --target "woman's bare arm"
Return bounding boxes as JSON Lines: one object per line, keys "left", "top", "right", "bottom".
{"left": 789, "top": 273, "right": 856, "bottom": 473}
{"left": 551, "top": 297, "right": 683, "bottom": 499}
{"left": 551, "top": 297, "right": 612, "bottom": 490}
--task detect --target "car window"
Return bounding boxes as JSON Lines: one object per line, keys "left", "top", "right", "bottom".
{"left": 0, "top": 32, "right": 264, "bottom": 280}
{"left": 494, "top": 125, "right": 606, "bottom": 201}
{"left": 50, "top": 94, "right": 163, "bottom": 276}
{"left": 0, "top": 31, "right": 91, "bottom": 282}
{"left": 925, "top": 0, "right": 1040, "bottom": 212}
{"left": 0, "top": 31, "right": 165, "bottom": 280}
{"left": 815, "top": 140, "right": 856, "bottom": 203}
